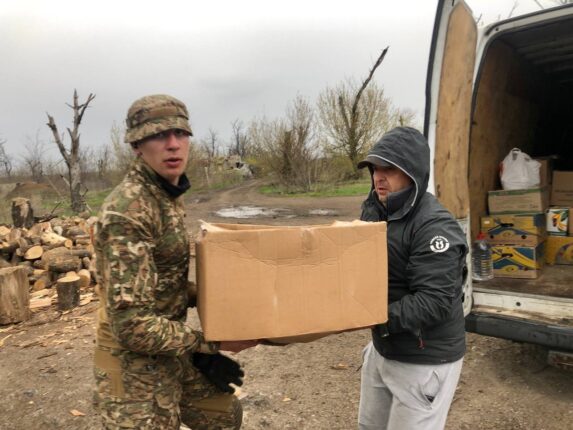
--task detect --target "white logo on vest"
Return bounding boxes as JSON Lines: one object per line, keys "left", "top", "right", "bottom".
{"left": 429, "top": 235, "right": 450, "bottom": 253}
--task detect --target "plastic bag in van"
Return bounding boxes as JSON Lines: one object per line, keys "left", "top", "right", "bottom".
{"left": 500, "top": 148, "right": 541, "bottom": 190}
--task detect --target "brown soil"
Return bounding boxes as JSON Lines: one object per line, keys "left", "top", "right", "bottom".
{"left": 1, "top": 180, "right": 572, "bottom": 429}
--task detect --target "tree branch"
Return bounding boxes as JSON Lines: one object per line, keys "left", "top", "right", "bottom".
{"left": 351, "top": 46, "right": 389, "bottom": 119}
{"left": 46, "top": 113, "right": 70, "bottom": 166}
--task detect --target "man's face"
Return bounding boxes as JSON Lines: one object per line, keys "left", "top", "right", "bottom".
{"left": 134, "top": 129, "right": 190, "bottom": 185}
{"left": 372, "top": 164, "right": 413, "bottom": 203}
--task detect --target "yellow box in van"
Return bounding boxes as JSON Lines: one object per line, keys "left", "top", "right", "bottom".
{"left": 481, "top": 213, "right": 546, "bottom": 246}
{"left": 545, "top": 236, "right": 573, "bottom": 266}
{"left": 491, "top": 243, "right": 544, "bottom": 279}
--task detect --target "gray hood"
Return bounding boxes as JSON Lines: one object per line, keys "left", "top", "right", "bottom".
{"left": 358, "top": 126, "right": 430, "bottom": 219}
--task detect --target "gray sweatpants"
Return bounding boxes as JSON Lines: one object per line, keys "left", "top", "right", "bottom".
{"left": 358, "top": 342, "right": 463, "bottom": 430}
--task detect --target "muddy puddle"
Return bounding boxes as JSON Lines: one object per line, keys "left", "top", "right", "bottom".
{"left": 214, "top": 206, "right": 293, "bottom": 219}
{"left": 214, "top": 206, "right": 339, "bottom": 219}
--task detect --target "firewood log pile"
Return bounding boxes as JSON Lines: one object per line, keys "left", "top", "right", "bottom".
{"left": 0, "top": 202, "right": 99, "bottom": 324}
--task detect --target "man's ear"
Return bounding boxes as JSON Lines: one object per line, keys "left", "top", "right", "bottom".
{"left": 131, "top": 142, "right": 142, "bottom": 156}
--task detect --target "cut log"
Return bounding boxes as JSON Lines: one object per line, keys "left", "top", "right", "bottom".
{"left": 56, "top": 274, "right": 80, "bottom": 310}
{"left": 48, "top": 255, "right": 81, "bottom": 273}
{"left": 40, "top": 231, "right": 68, "bottom": 247}
{"left": 36, "top": 248, "right": 63, "bottom": 270}
{"left": 10, "top": 252, "right": 21, "bottom": 265}
{"left": 17, "top": 261, "right": 34, "bottom": 275}
{"left": 27, "top": 222, "right": 53, "bottom": 237}
{"left": 32, "top": 273, "right": 53, "bottom": 291}
{"left": 24, "top": 245, "right": 44, "bottom": 260}
{"left": 0, "top": 257, "right": 11, "bottom": 269}
{"left": 74, "top": 236, "right": 92, "bottom": 246}
{"left": 39, "top": 247, "right": 91, "bottom": 271}
{"left": 66, "top": 226, "right": 88, "bottom": 239}
{"left": 29, "top": 270, "right": 52, "bottom": 291}
{"left": 77, "top": 269, "right": 91, "bottom": 288}
{"left": 81, "top": 256, "right": 91, "bottom": 270}
{"left": 0, "top": 266, "right": 30, "bottom": 324}
{"left": 11, "top": 198, "right": 34, "bottom": 229}
{"left": 9, "top": 228, "right": 22, "bottom": 242}
{"left": 0, "top": 240, "right": 18, "bottom": 255}
{"left": 15, "top": 237, "right": 32, "bottom": 257}
{"left": 0, "top": 225, "right": 11, "bottom": 238}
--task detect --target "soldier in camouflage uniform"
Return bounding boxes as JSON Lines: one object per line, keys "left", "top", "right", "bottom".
{"left": 93, "top": 94, "right": 255, "bottom": 429}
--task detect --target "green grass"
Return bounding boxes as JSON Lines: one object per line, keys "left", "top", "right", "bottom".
{"left": 31, "top": 188, "right": 112, "bottom": 219}
{"left": 259, "top": 180, "right": 371, "bottom": 197}
{"left": 85, "top": 189, "right": 111, "bottom": 212}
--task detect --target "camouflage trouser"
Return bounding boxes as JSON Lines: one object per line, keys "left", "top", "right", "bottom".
{"left": 93, "top": 348, "right": 242, "bottom": 429}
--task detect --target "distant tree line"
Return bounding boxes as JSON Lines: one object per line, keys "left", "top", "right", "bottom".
{"left": 0, "top": 47, "right": 418, "bottom": 209}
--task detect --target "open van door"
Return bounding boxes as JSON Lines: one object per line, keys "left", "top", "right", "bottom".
{"left": 427, "top": 2, "right": 573, "bottom": 364}
{"left": 425, "top": 0, "right": 477, "bottom": 315}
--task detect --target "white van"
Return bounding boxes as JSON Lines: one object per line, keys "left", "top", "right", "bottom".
{"left": 426, "top": 1, "right": 573, "bottom": 368}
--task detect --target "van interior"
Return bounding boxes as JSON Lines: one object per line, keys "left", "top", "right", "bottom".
{"left": 468, "top": 13, "right": 573, "bottom": 302}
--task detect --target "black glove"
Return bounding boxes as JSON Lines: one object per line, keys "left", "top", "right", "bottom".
{"left": 192, "top": 352, "right": 244, "bottom": 394}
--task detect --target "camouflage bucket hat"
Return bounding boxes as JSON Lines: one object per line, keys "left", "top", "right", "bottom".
{"left": 124, "top": 94, "right": 193, "bottom": 144}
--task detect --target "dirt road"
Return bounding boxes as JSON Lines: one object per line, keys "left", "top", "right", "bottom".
{"left": 1, "top": 180, "right": 572, "bottom": 429}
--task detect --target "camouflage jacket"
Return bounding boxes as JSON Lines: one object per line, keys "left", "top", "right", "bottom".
{"left": 94, "top": 158, "right": 217, "bottom": 356}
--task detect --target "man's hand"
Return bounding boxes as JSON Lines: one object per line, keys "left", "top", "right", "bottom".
{"left": 220, "top": 340, "right": 259, "bottom": 353}
{"left": 192, "top": 352, "right": 244, "bottom": 393}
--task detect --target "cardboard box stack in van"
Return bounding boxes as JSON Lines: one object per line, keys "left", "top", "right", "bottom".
{"left": 483, "top": 151, "right": 549, "bottom": 279}
{"left": 544, "top": 171, "right": 573, "bottom": 266}
{"left": 533, "top": 156, "right": 556, "bottom": 188}
{"left": 481, "top": 213, "right": 546, "bottom": 279}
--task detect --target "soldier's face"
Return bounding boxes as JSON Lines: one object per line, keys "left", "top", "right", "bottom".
{"left": 372, "top": 164, "right": 412, "bottom": 203}
{"left": 135, "top": 129, "right": 190, "bottom": 185}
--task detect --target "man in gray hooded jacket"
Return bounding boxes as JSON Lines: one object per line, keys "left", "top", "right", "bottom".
{"left": 357, "top": 127, "right": 467, "bottom": 430}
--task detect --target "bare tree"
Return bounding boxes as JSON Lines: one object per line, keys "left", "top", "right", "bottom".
{"left": 96, "top": 145, "right": 112, "bottom": 182}
{"left": 317, "top": 48, "right": 394, "bottom": 178}
{"left": 22, "top": 133, "right": 48, "bottom": 183}
{"left": 0, "top": 138, "right": 13, "bottom": 178}
{"left": 534, "top": 0, "right": 573, "bottom": 8}
{"left": 250, "top": 96, "right": 320, "bottom": 192}
{"left": 46, "top": 90, "right": 95, "bottom": 213}
{"left": 229, "top": 119, "right": 250, "bottom": 159}
{"left": 110, "top": 121, "right": 134, "bottom": 173}
{"left": 200, "top": 128, "right": 219, "bottom": 162}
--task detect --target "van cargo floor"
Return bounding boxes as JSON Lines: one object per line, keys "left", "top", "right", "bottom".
{"left": 473, "top": 265, "right": 573, "bottom": 299}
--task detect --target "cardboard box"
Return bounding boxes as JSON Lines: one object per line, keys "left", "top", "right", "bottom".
{"left": 492, "top": 243, "right": 544, "bottom": 279}
{"left": 545, "top": 236, "right": 573, "bottom": 265}
{"left": 533, "top": 156, "right": 555, "bottom": 187}
{"left": 488, "top": 187, "right": 549, "bottom": 215}
{"left": 196, "top": 221, "right": 388, "bottom": 341}
{"left": 551, "top": 171, "right": 573, "bottom": 206}
{"left": 546, "top": 208, "right": 569, "bottom": 236}
{"left": 481, "top": 213, "right": 546, "bottom": 246}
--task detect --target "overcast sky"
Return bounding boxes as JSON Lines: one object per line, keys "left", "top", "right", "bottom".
{"left": 0, "top": 0, "right": 547, "bottom": 160}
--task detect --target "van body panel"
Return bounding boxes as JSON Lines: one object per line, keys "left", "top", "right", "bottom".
{"left": 426, "top": 0, "right": 476, "bottom": 316}
{"left": 434, "top": 1, "right": 476, "bottom": 220}
{"left": 466, "top": 312, "right": 573, "bottom": 350}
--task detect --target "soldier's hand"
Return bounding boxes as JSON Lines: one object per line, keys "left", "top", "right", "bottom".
{"left": 220, "top": 340, "right": 259, "bottom": 353}
{"left": 192, "top": 352, "right": 244, "bottom": 394}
